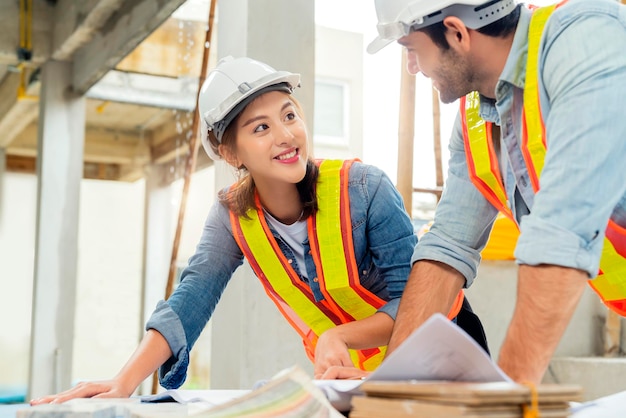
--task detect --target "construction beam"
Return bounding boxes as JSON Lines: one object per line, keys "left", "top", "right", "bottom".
{"left": 72, "top": 0, "right": 187, "bottom": 94}
{"left": 150, "top": 134, "right": 193, "bottom": 165}
{"left": 86, "top": 70, "right": 197, "bottom": 111}
{"left": 10, "top": 124, "right": 150, "bottom": 166}
{"left": 51, "top": 0, "right": 126, "bottom": 61}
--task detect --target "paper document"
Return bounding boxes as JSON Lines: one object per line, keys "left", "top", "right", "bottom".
{"left": 570, "top": 390, "right": 626, "bottom": 417}
{"left": 140, "top": 389, "right": 248, "bottom": 406}
{"left": 314, "top": 313, "right": 511, "bottom": 411}
{"left": 368, "top": 313, "right": 510, "bottom": 382}
{"left": 140, "top": 314, "right": 508, "bottom": 412}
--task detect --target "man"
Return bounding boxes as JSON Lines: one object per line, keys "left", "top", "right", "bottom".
{"left": 366, "top": 0, "right": 626, "bottom": 384}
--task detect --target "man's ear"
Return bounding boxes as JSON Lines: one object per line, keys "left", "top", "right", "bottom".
{"left": 442, "top": 16, "right": 472, "bottom": 52}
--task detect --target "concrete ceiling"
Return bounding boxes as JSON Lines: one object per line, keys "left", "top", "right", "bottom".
{"left": 0, "top": 0, "right": 216, "bottom": 183}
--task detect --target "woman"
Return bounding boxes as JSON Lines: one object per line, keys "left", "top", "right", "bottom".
{"left": 31, "top": 56, "right": 478, "bottom": 403}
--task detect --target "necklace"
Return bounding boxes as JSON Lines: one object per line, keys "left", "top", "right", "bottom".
{"left": 263, "top": 208, "right": 305, "bottom": 224}
{"left": 296, "top": 209, "right": 305, "bottom": 223}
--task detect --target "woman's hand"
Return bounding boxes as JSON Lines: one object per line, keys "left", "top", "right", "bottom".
{"left": 317, "top": 365, "right": 370, "bottom": 380}
{"left": 30, "top": 379, "right": 133, "bottom": 405}
{"left": 313, "top": 327, "right": 353, "bottom": 379}
{"left": 313, "top": 312, "right": 394, "bottom": 379}
{"left": 31, "top": 329, "right": 172, "bottom": 405}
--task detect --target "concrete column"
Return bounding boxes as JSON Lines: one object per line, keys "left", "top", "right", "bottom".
{"left": 138, "top": 164, "right": 174, "bottom": 394}
{"left": 210, "top": 0, "right": 315, "bottom": 389}
{"left": 28, "top": 60, "right": 85, "bottom": 399}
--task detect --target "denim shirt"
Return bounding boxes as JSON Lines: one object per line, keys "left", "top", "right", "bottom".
{"left": 146, "top": 161, "right": 416, "bottom": 388}
{"left": 414, "top": 0, "right": 626, "bottom": 287}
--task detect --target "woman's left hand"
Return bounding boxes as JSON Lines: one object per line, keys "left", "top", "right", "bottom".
{"left": 313, "top": 327, "right": 353, "bottom": 379}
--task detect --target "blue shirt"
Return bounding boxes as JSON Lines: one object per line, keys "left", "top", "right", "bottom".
{"left": 414, "top": 0, "right": 626, "bottom": 287}
{"left": 147, "top": 161, "right": 416, "bottom": 388}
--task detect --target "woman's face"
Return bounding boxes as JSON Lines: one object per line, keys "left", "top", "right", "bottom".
{"left": 231, "top": 91, "right": 309, "bottom": 189}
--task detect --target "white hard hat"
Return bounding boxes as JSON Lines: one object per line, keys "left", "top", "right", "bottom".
{"left": 367, "top": 0, "right": 517, "bottom": 54}
{"left": 199, "top": 56, "right": 301, "bottom": 160}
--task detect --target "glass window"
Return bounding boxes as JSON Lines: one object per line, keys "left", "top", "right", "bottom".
{"left": 314, "top": 79, "right": 349, "bottom": 145}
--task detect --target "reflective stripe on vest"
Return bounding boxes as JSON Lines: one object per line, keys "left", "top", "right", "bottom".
{"left": 231, "top": 159, "right": 386, "bottom": 370}
{"left": 460, "top": 3, "right": 626, "bottom": 316}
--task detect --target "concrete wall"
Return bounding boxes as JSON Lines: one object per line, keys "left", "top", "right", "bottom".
{"left": 0, "top": 173, "right": 37, "bottom": 387}
{"left": 0, "top": 172, "right": 145, "bottom": 389}
{"left": 466, "top": 260, "right": 607, "bottom": 361}
{"left": 466, "top": 260, "right": 626, "bottom": 401}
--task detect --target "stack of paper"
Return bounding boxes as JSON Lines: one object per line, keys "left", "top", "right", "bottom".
{"left": 350, "top": 380, "right": 583, "bottom": 418}
{"left": 191, "top": 365, "right": 344, "bottom": 418}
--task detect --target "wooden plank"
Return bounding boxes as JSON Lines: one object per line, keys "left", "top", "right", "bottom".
{"left": 432, "top": 84, "right": 443, "bottom": 200}
{"left": 83, "top": 161, "right": 121, "bottom": 181}
{"left": 396, "top": 52, "right": 416, "bottom": 214}
{"left": 604, "top": 310, "right": 622, "bottom": 357}
{"left": 6, "top": 154, "right": 36, "bottom": 174}
{"left": 72, "top": 0, "right": 187, "bottom": 94}
{"left": 4, "top": 155, "right": 145, "bottom": 183}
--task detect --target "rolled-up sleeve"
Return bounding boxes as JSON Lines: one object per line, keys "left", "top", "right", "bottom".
{"left": 412, "top": 114, "right": 499, "bottom": 288}
{"left": 145, "top": 300, "right": 190, "bottom": 388}
{"left": 145, "top": 200, "right": 244, "bottom": 388}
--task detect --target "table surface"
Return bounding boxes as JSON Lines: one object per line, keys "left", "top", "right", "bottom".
{"left": 0, "top": 404, "right": 27, "bottom": 418}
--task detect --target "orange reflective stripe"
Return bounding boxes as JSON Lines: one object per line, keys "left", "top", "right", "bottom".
{"left": 592, "top": 238, "right": 626, "bottom": 301}
{"left": 607, "top": 220, "right": 626, "bottom": 259}
{"left": 231, "top": 159, "right": 388, "bottom": 370}
{"left": 461, "top": 2, "right": 626, "bottom": 316}
{"left": 447, "top": 291, "right": 465, "bottom": 320}
{"left": 461, "top": 92, "right": 513, "bottom": 220}
{"left": 232, "top": 209, "right": 338, "bottom": 338}
{"left": 522, "top": 4, "right": 626, "bottom": 315}
{"left": 591, "top": 221, "right": 626, "bottom": 307}
{"left": 310, "top": 159, "right": 386, "bottom": 370}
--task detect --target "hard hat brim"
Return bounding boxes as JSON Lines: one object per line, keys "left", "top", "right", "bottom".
{"left": 367, "top": 36, "right": 394, "bottom": 54}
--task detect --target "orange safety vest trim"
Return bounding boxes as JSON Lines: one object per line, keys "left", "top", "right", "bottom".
{"left": 231, "top": 159, "right": 465, "bottom": 370}
{"left": 460, "top": 2, "right": 626, "bottom": 316}
{"left": 230, "top": 159, "right": 384, "bottom": 371}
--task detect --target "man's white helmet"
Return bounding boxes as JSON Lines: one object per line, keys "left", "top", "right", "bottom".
{"left": 367, "top": 0, "right": 517, "bottom": 54}
{"left": 198, "top": 56, "right": 301, "bottom": 160}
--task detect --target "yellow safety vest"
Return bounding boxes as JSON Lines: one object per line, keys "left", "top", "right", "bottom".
{"left": 231, "top": 159, "right": 386, "bottom": 371}
{"left": 460, "top": 2, "right": 626, "bottom": 316}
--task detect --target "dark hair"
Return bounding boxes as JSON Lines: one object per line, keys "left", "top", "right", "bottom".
{"left": 215, "top": 95, "right": 319, "bottom": 219}
{"left": 420, "top": 4, "right": 522, "bottom": 50}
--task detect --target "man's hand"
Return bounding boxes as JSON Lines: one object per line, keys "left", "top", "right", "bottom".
{"left": 497, "top": 264, "right": 587, "bottom": 383}
{"left": 387, "top": 260, "right": 465, "bottom": 355}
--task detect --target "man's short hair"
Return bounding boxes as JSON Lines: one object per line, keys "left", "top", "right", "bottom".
{"left": 420, "top": 4, "right": 522, "bottom": 50}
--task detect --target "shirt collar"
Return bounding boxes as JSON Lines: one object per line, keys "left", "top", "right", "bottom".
{"left": 479, "top": 6, "right": 532, "bottom": 121}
